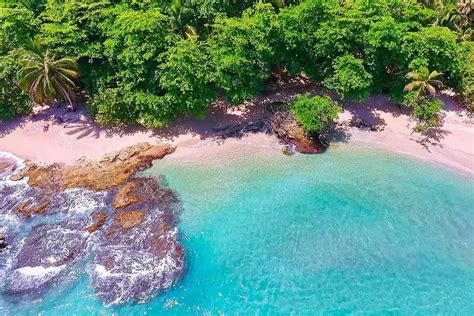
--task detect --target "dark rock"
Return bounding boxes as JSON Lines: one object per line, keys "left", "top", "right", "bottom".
{"left": 52, "top": 115, "right": 64, "bottom": 124}
{"left": 0, "top": 234, "right": 7, "bottom": 252}
{"left": 348, "top": 118, "right": 384, "bottom": 132}
{"left": 6, "top": 223, "right": 89, "bottom": 294}
{"left": 268, "top": 111, "right": 326, "bottom": 154}
{"left": 213, "top": 120, "right": 267, "bottom": 139}
{"left": 90, "top": 177, "right": 185, "bottom": 305}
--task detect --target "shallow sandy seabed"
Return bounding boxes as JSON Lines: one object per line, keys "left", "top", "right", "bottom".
{"left": 0, "top": 90, "right": 472, "bottom": 177}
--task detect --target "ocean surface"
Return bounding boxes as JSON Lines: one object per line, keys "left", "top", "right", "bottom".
{"left": 1, "top": 145, "right": 473, "bottom": 314}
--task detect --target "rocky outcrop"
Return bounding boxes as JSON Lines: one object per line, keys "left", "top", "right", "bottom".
{"left": 91, "top": 177, "right": 184, "bottom": 304}
{"left": 268, "top": 110, "right": 326, "bottom": 154}
{"left": 10, "top": 142, "right": 176, "bottom": 192}
{"left": 112, "top": 182, "right": 140, "bottom": 210}
{"left": 1, "top": 143, "right": 185, "bottom": 305}
{"left": 87, "top": 211, "right": 108, "bottom": 233}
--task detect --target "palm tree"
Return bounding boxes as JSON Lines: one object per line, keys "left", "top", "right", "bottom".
{"left": 457, "top": 0, "right": 472, "bottom": 18}
{"left": 404, "top": 66, "right": 444, "bottom": 98}
{"left": 169, "top": 0, "right": 198, "bottom": 39}
{"left": 15, "top": 43, "right": 79, "bottom": 110}
{"left": 264, "top": 0, "right": 287, "bottom": 9}
{"left": 434, "top": 1, "right": 459, "bottom": 27}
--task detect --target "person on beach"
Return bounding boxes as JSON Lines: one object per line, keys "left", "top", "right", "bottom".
{"left": 43, "top": 123, "right": 50, "bottom": 132}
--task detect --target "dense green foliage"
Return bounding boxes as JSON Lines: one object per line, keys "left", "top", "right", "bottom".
{"left": 291, "top": 94, "right": 342, "bottom": 133}
{"left": 324, "top": 55, "right": 373, "bottom": 100}
{"left": 0, "top": 6, "right": 36, "bottom": 118}
{"left": 403, "top": 65, "right": 446, "bottom": 132}
{"left": 15, "top": 43, "right": 79, "bottom": 108}
{"left": 0, "top": 0, "right": 472, "bottom": 126}
{"left": 412, "top": 98, "right": 445, "bottom": 132}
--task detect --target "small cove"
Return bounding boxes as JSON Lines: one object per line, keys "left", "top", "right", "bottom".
{"left": 1, "top": 144, "right": 473, "bottom": 314}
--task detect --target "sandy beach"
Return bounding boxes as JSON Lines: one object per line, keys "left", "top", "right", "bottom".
{"left": 0, "top": 87, "right": 473, "bottom": 177}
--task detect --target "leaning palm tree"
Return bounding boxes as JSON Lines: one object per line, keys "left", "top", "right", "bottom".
{"left": 15, "top": 44, "right": 79, "bottom": 110}
{"left": 404, "top": 66, "right": 444, "bottom": 98}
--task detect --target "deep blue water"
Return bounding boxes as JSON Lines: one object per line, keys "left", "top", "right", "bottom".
{"left": 2, "top": 145, "right": 473, "bottom": 314}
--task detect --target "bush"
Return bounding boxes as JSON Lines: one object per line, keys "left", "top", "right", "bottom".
{"left": 0, "top": 56, "right": 32, "bottom": 119}
{"left": 208, "top": 3, "right": 277, "bottom": 104}
{"left": 0, "top": 7, "right": 37, "bottom": 55}
{"left": 91, "top": 88, "right": 174, "bottom": 128}
{"left": 324, "top": 55, "right": 373, "bottom": 100}
{"left": 0, "top": 7, "right": 36, "bottom": 119}
{"left": 459, "top": 41, "right": 474, "bottom": 108}
{"left": 401, "top": 27, "right": 464, "bottom": 88}
{"left": 158, "top": 40, "right": 215, "bottom": 119}
{"left": 411, "top": 98, "right": 444, "bottom": 132}
{"left": 290, "top": 94, "right": 342, "bottom": 134}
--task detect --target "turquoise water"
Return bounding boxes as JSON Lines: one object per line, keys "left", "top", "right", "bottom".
{"left": 2, "top": 145, "right": 474, "bottom": 314}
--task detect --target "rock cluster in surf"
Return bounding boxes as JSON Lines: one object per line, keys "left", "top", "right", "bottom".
{"left": 0, "top": 144, "right": 185, "bottom": 305}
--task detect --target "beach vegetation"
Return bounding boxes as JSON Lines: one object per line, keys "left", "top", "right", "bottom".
{"left": 403, "top": 66, "right": 446, "bottom": 132}
{"left": 15, "top": 42, "right": 79, "bottom": 109}
{"left": 404, "top": 66, "right": 444, "bottom": 98}
{"left": 411, "top": 98, "right": 445, "bottom": 132}
{"left": 324, "top": 55, "right": 373, "bottom": 100}
{"left": 0, "top": 0, "right": 472, "bottom": 126}
{"left": 290, "top": 94, "right": 342, "bottom": 134}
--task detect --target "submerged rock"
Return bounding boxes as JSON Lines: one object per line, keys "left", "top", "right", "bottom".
{"left": 112, "top": 182, "right": 140, "bottom": 210}
{"left": 15, "top": 199, "right": 50, "bottom": 217}
{"left": 87, "top": 211, "right": 108, "bottom": 233}
{"left": 90, "top": 176, "right": 185, "bottom": 305}
{"left": 0, "top": 158, "right": 17, "bottom": 177}
{"left": 0, "top": 234, "right": 7, "bottom": 252}
{"left": 1, "top": 144, "right": 185, "bottom": 305}
{"left": 6, "top": 223, "right": 89, "bottom": 294}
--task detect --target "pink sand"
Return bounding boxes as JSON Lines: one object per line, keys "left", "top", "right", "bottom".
{"left": 0, "top": 92, "right": 473, "bottom": 177}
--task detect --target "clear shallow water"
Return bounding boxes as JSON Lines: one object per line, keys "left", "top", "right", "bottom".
{"left": 2, "top": 145, "right": 474, "bottom": 314}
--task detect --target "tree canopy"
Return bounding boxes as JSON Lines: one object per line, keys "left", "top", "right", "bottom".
{"left": 0, "top": 0, "right": 472, "bottom": 122}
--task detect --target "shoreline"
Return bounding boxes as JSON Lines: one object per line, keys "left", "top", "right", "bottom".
{"left": 0, "top": 91, "right": 472, "bottom": 178}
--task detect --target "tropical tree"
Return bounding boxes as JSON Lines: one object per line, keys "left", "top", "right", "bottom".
{"left": 15, "top": 44, "right": 79, "bottom": 109}
{"left": 418, "top": 0, "right": 472, "bottom": 39}
{"left": 169, "top": 0, "right": 198, "bottom": 39}
{"left": 457, "top": 0, "right": 472, "bottom": 18}
{"left": 404, "top": 66, "right": 443, "bottom": 98}
{"left": 290, "top": 94, "right": 342, "bottom": 134}
{"left": 403, "top": 66, "right": 445, "bottom": 133}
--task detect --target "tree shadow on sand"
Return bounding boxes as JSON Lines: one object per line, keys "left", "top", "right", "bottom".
{"left": 342, "top": 94, "right": 407, "bottom": 129}
{"left": 414, "top": 127, "right": 452, "bottom": 152}
{"left": 63, "top": 122, "right": 101, "bottom": 139}
{"left": 324, "top": 125, "right": 352, "bottom": 144}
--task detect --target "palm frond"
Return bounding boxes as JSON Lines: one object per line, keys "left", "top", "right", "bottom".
{"left": 15, "top": 46, "right": 80, "bottom": 106}
{"left": 405, "top": 71, "right": 420, "bottom": 80}
{"left": 404, "top": 81, "right": 422, "bottom": 92}
{"left": 425, "top": 84, "right": 437, "bottom": 96}
{"left": 428, "top": 70, "right": 443, "bottom": 79}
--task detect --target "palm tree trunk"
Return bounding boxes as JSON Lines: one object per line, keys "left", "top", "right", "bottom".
{"left": 60, "top": 86, "right": 75, "bottom": 111}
